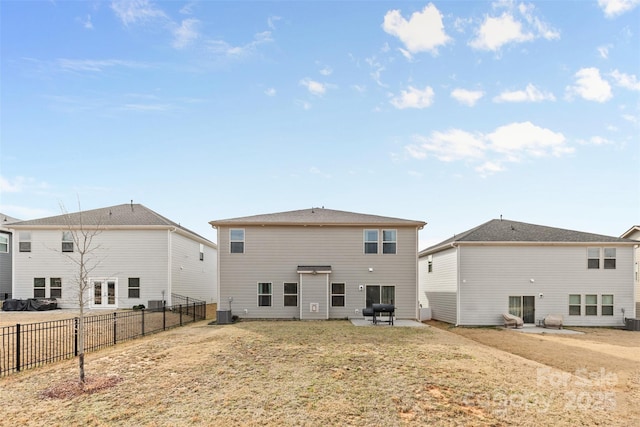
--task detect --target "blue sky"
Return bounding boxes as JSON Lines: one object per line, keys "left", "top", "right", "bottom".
{"left": 1, "top": 0, "right": 639, "bottom": 249}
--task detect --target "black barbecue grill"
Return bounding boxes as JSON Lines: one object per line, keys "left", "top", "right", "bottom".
{"left": 362, "top": 303, "right": 395, "bottom": 325}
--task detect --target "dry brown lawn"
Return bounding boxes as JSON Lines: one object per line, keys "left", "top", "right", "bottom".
{"left": 0, "top": 315, "right": 638, "bottom": 426}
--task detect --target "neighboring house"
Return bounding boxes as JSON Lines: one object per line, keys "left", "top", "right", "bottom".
{"left": 621, "top": 225, "right": 640, "bottom": 313}
{"left": 209, "top": 208, "right": 426, "bottom": 320}
{"left": 419, "top": 219, "right": 638, "bottom": 327}
{"left": 9, "top": 203, "right": 217, "bottom": 309}
{"left": 1, "top": 213, "right": 21, "bottom": 300}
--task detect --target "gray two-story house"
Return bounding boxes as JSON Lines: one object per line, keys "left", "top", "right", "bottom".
{"left": 210, "top": 208, "right": 426, "bottom": 320}
{"left": 419, "top": 219, "right": 638, "bottom": 327}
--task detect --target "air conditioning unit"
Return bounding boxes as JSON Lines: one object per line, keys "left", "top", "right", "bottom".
{"left": 148, "top": 300, "right": 165, "bottom": 311}
{"left": 625, "top": 318, "right": 640, "bottom": 331}
{"left": 217, "top": 310, "right": 233, "bottom": 324}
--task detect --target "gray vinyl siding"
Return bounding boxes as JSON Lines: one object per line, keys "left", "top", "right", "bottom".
{"left": 420, "top": 247, "right": 458, "bottom": 324}
{"left": 0, "top": 231, "right": 12, "bottom": 298}
{"left": 300, "top": 274, "right": 329, "bottom": 320}
{"left": 170, "top": 232, "right": 217, "bottom": 303}
{"left": 457, "top": 245, "right": 635, "bottom": 326}
{"left": 217, "top": 225, "right": 419, "bottom": 320}
{"left": 12, "top": 229, "right": 170, "bottom": 308}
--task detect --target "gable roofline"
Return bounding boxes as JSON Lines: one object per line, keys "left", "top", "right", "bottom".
{"left": 621, "top": 225, "right": 640, "bottom": 239}
{"left": 209, "top": 207, "right": 426, "bottom": 228}
{"left": 8, "top": 203, "right": 215, "bottom": 247}
{"left": 419, "top": 218, "right": 638, "bottom": 257}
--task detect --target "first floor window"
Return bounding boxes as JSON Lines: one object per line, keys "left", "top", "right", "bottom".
{"left": 128, "top": 278, "right": 140, "bottom": 298}
{"left": 603, "top": 248, "right": 616, "bottom": 269}
{"left": 364, "top": 229, "right": 378, "bottom": 254}
{"left": 258, "top": 282, "right": 272, "bottom": 307}
{"left": 331, "top": 283, "right": 345, "bottom": 307}
{"left": 569, "top": 294, "right": 581, "bottom": 315}
{"left": 50, "top": 278, "right": 62, "bottom": 298}
{"left": 585, "top": 294, "right": 597, "bottom": 315}
{"left": 283, "top": 282, "right": 298, "bottom": 307}
{"left": 601, "top": 294, "right": 614, "bottom": 316}
{"left": 34, "top": 278, "right": 45, "bottom": 298}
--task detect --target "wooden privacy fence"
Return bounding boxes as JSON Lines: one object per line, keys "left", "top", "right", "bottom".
{"left": 0, "top": 302, "right": 206, "bottom": 377}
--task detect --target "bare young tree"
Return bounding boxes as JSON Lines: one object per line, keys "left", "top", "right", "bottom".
{"left": 60, "top": 201, "right": 103, "bottom": 383}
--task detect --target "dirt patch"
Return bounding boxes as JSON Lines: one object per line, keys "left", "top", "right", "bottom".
{"left": 428, "top": 320, "right": 640, "bottom": 423}
{"left": 41, "top": 375, "right": 122, "bottom": 399}
{"left": 1, "top": 320, "right": 638, "bottom": 426}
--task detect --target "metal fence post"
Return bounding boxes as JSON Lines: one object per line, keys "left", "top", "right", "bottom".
{"left": 113, "top": 312, "right": 117, "bottom": 345}
{"left": 193, "top": 302, "right": 196, "bottom": 322}
{"left": 74, "top": 318, "right": 79, "bottom": 356}
{"left": 163, "top": 300, "right": 166, "bottom": 331}
{"left": 141, "top": 309, "right": 145, "bottom": 336}
{"left": 179, "top": 304, "right": 183, "bottom": 326}
{"left": 15, "top": 324, "right": 21, "bottom": 372}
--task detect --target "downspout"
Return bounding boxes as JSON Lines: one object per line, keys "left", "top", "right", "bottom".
{"left": 455, "top": 242, "right": 461, "bottom": 326}
{"left": 168, "top": 227, "right": 176, "bottom": 306}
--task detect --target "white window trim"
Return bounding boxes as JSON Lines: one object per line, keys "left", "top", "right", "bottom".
{"left": 230, "top": 228, "right": 245, "bottom": 254}
{"left": 257, "top": 282, "right": 272, "bottom": 307}
{"left": 283, "top": 282, "right": 298, "bottom": 307}
{"left": 364, "top": 229, "right": 378, "bottom": 254}
{"left": 382, "top": 229, "right": 397, "bottom": 255}
{"left": 330, "top": 282, "right": 346, "bottom": 307}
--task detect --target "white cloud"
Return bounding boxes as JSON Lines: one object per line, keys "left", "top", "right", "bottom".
{"left": 450, "top": 88, "right": 484, "bottom": 106}
{"left": 598, "top": 0, "right": 640, "bottom": 18}
{"left": 382, "top": 3, "right": 451, "bottom": 56}
{"left": 486, "top": 122, "right": 570, "bottom": 160}
{"left": 470, "top": 12, "right": 533, "bottom": 51}
{"left": 565, "top": 67, "right": 612, "bottom": 102}
{"left": 319, "top": 66, "right": 333, "bottom": 76}
{"left": 579, "top": 136, "right": 614, "bottom": 145}
{"left": 56, "top": 59, "right": 149, "bottom": 72}
{"left": 172, "top": 18, "right": 200, "bottom": 49}
{"left": 406, "top": 121, "right": 573, "bottom": 175}
{"left": 78, "top": 14, "right": 93, "bottom": 30}
{"left": 469, "top": 3, "right": 559, "bottom": 52}
{"left": 408, "top": 129, "right": 485, "bottom": 161}
{"left": 267, "top": 15, "right": 282, "bottom": 30}
{"left": 610, "top": 70, "right": 640, "bottom": 91}
{"left": 597, "top": 44, "right": 612, "bottom": 59}
{"left": 390, "top": 85, "right": 435, "bottom": 109}
{"left": 0, "top": 175, "right": 51, "bottom": 195}
{"left": 207, "top": 31, "right": 273, "bottom": 57}
{"left": 0, "top": 176, "right": 22, "bottom": 193}
{"left": 264, "top": 88, "right": 276, "bottom": 96}
{"left": 300, "top": 78, "right": 326, "bottom": 96}
{"left": 493, "top": 84, "right": 556, "bottom": 103}
{"left": 110, "top": 0, "right": 168, "bottom": 26}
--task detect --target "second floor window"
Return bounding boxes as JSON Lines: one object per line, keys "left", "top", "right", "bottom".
{"left": 382, "top": 230, "right": 397, "bottom": 254}
{"left": 230, "top": 229, "right": 245, "bottom": 254}
{"left": 364, "top": 230, "right": 378, "bottom": 254}
{"left": 19, "top": 232, "right": 31, "bottom": 252}
{"left": 0, "top": 234, "right": 8, "bottom": 253}
{"left": 62, "top": 231, "right": 74, "bottom": 252}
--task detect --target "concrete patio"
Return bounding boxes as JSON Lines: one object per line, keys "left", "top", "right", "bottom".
{"left": 350, "top": 318, "right": 427, "bottom": 328}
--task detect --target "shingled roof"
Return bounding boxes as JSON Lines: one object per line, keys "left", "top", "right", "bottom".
{"left": 420, "top": 219, "right": 638, "bottom": 256}
{"left": 9, "top": 204, "right": 213, "bottom": 244}
{"left": 210, "top": 207, "right": 426, "bottom": 227}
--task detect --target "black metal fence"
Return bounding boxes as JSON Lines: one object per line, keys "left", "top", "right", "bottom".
{"left": 0, "top": 302, "right": 206, "bottom": 377}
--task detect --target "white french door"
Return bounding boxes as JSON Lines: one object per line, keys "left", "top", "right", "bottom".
{"left": 92, "top": 279, "right": 118, "bottom": 308}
